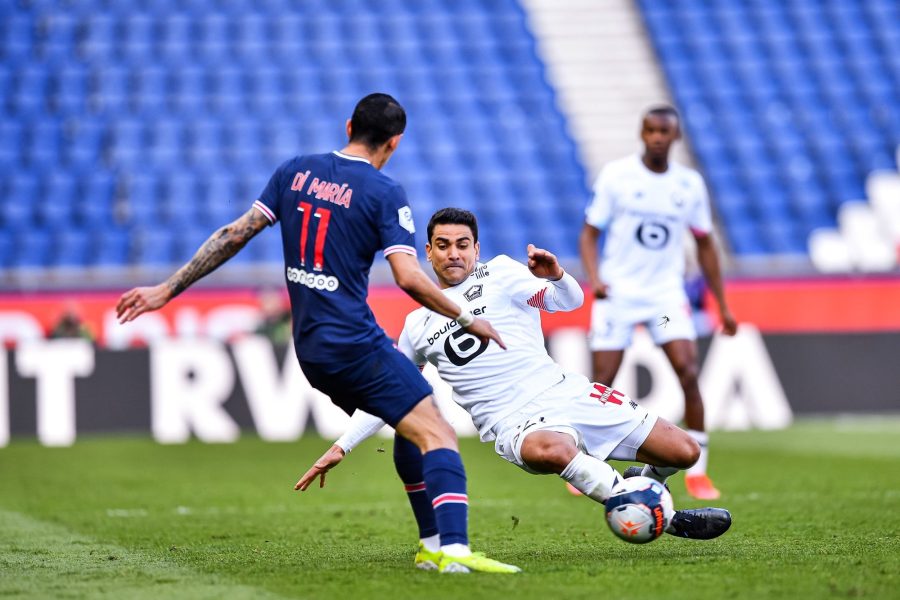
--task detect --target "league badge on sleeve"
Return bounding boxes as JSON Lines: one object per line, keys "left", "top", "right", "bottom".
{"left": 398, "top": 206, "right": 415, "bottom": 234}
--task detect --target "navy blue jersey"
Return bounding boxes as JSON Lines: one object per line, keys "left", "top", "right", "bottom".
{"left": 253, "top": 151, "right": 418, "bottom": 363}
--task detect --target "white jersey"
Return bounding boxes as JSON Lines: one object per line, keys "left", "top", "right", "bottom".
{"left": 398, "top": 255, "right": 583, "bottom": 440}
{"left": 584, "top": 154, "right": 712, "bottom": 302}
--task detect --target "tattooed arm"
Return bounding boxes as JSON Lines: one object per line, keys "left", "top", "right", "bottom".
{"left": 116, "top": 208, "right": 270, "bottom": 323}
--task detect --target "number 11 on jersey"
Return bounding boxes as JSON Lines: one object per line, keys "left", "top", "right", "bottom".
{"left": 297, "top": 201, "right": 331, "bottom": 271}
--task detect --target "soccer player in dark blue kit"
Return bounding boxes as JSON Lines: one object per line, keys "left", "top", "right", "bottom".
{"left": 116, "top": 93, "right": 520, "bottom": 573}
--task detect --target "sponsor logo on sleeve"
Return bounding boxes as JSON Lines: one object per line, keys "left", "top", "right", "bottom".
{"left": 398, "top": 206, "right": 415, "bottom": 234}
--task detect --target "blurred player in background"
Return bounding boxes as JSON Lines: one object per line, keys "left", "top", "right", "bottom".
{"left": 297, "top": 208, "right": 731, "bottom": 566}
{"left": 115, "top": 93, "right": 519, "bottom": 574}
{"left": 578, "top": 105, "right": 738, "bottom": 500}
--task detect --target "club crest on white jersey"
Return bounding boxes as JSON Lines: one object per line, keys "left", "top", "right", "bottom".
{"left": 398, "top": 255, "right": 568, "bottom": 440}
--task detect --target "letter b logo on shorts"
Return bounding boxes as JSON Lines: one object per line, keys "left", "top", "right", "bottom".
{"left": 444, "top": 328, "right": 489, "bottom": 366}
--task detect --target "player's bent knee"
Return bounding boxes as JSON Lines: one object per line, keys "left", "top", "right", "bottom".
{"left": 520, "top": 432, "right": 578, "bottom": 474}
{"left": 676, "top": 436, "right": 701, "bottom": 469}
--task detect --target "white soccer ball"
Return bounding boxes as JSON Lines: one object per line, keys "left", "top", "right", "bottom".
{"left": 604, "top": 476, "right": 675, "bottom": 544}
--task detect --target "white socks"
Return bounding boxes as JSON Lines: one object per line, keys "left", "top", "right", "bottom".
{"left": 421, "top": 534, "right": 441, "bottom": 553}
{"left": 559, "top": 452, "right": 620, "bottom": 504}
{"left": 441, "top": 543, "right": 471, "bottom": 558}
{"left": 641, "top": 464, "right": 680, "bottom": 483}
{"left": 686, "top": 430, "right": 709, "bottom": 476}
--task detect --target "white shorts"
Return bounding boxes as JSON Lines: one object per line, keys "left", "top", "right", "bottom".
{"left": 588, "top": 295, "right": 696, "bottom": 351}
{"left": 491, "top": 373, "right": 658, "bottom": 475}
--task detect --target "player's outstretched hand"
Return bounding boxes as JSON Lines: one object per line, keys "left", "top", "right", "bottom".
{"left": 116, "top": 284, "right": 171, "bottom": 324}
{"left": 294, "top": 444, "right": 346, "bottom": 492}
{"left": 526, "top": 244, "right": 564, "bottom": 281}
{"left": 464, "top": 317, "right": 507, "bottom": 350}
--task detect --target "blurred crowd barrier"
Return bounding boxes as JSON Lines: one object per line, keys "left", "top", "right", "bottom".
{"left": 2, "top": 280, "right": 899, "bottom": 446}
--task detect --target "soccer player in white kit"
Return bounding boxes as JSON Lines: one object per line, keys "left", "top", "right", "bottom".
{"left": 297, "top": 208, "right": 731, "bottom": 568}
{"left": 578, "top": 105, "right": 737, "bottom": 500}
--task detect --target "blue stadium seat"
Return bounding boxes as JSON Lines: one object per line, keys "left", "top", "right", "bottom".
{"left": 2, "top": 14, "right": 34, "bottom": 60}
{"left": 90, "top": 65, "right": 129, "bottom": 114}
{"left": 12, "top": 64, "right": 49, "bottom": 115}
{"left": 760, "top": 221, "right": 806, "bottom": 255}
{"left": 726, "top": 221, "right": 767, "bottom": 255}
{"left": 174, "top": 226, "right": 214, "bottom": 263}
{"left": 132, "top": 228, "right": 176, "bottom": 266}
{"left": 171, "top": 66, "right": 206, "bottom": 115}
{"left": 108, "top": 118, "right": 146, "bottom": 168}
{"left": 256, "top": 231, "right": 284, "bottom": 263}
{"left": 0, "top": 118, "right": 24, "bottom": 169}
{"left": 640, "top": 0, "right": 900, "bottom": 256}
{"left": 159, "top": 14, "right": 193, "bottom": 62}
{"left": 2, "top": 172, "right": 38, "bottom": 229}
{"left": 64, "top": 116, "right": 105, "bottom": 168}
{"left": 0, "top": 229, "right": 13, "bottom": 268}
{"left": 77, "top": 171, "right": 117, "bottom": 225}
{"left": 235, "top": 14, "right": 270, "bottom": 61}
{"left": 52, "top": 229, "right": 91, "bottom": 267}
{"left": 148, "top": 118, "right": 185, "bottom": 168}
{"left": 13, "top": 229, "right": 52, "bottom": 268}
{"left": 132, "top": 66, "right": 169, "bottom": 114}
{"left": 160, "top": 171, "right": 202, "bottom": 224}
{"left": 122, "top": 14, "right": 156, "bottom": 63}
{"left": 26, "top": 119, "right": 62, "bottom": 166}
{"left": 79, "top": 15, "right": 116, "bottom": 61}
{"left": 38, "top": 172, "right": 77, "bottom": 227}
{"left": 122, "top": 174, "right": 161, "bottom": 225}
{"left": 0, "top": 4, "right": 587, "bottom": 269}
{"left": 40, "top": 14, "right": 77, "bottom": 61}
{"left": 208, "top": 66, "right": 245, "bottom": 115}
{"left": 200, "top": 172, "right": 241, "bottom": 226}
{"left": 272, "top": 13, "right": 305, "bottom": 59}
{"left": 225, "top": 120, "right": 264, "bottom": 168}
{"left": 52, "top": 63, "right": 89, "bottom": 114}
{"left": 198, "top": 14, "right": 231, "bottom": 61}
{"left": 93, "top": 227, "right": 131, "bottom": 266}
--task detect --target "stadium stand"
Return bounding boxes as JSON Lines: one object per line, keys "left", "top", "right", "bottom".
{"left": 0, "top": 0, "right": 588, "bottom": 271}
{"left": 638, "top": 0, "right": 900, "bottom": 262}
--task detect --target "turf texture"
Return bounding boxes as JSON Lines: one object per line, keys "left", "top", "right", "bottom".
{"left": 1, "top": 417, "right": 898, "bottom": 599}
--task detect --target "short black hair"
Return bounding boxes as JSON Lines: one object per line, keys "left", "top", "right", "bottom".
{"left": 427, "top": 208, "right": 479, "bottom": 243}
{"left": 644, "top": 104, "right": 680, "bottom": 124}
{"left": 349, "top": 93, "right": 406, "bottom": 150}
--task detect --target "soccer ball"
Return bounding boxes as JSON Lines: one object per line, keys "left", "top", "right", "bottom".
{"left": 605, "top": 476, "right": 675, "bottom": 544}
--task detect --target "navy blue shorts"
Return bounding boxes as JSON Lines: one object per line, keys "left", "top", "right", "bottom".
{"left": 299, "top": 340, "right": 433, "bottom": 427}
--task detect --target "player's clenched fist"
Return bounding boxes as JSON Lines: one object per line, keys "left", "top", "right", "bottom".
{"left": 526, "top": 243, "right": 564, "bottom": 281}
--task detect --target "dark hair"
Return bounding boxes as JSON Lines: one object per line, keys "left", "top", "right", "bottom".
{"left": 644, "top": 104, "right": 680, "bottom": 124}
{"left": 349, "top": 93, "right": 406, "bottom": 149}
{"left": 427, "top": 208, "right": 479, "bottom": 243}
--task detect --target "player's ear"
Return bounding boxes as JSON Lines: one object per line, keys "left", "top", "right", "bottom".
{"left": 387, "top": 134, "right": 402, "bottom": 152}
{"left": 345, "top": 119, "right": 352, "bottom": 139}
{"left": 425, "top": 242, "right": 433, "bottom": 262}
{"left": 474, "top": 240, "right": 480, "bottom": 261}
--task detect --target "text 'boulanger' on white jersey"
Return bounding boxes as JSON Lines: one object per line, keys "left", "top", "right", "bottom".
{"left": 584, "top": 154, "right": 712, "bottom": 303}
{"left": 334, "top": 255, "right": 584, "bottom": 451}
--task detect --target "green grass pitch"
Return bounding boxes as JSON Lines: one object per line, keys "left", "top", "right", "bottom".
{"left": 1, "top": 418, "right": 898, "bottom": 599}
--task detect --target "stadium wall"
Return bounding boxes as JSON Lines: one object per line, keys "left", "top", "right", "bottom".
{"left": 1, "top": 280, "right": 899, "bottom": 447}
